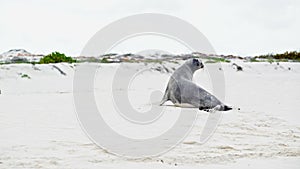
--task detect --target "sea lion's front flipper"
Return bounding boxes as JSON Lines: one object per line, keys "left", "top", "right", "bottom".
{"left": 159, "top": 98, "right": 168, "bottom": 106}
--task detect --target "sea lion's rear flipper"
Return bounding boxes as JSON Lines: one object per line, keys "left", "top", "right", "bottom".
{"left": 205, "top": 105, "right": 232, "bottom": 112}
{"left": 223, "top": 105, "right": 232, "bottom": 111}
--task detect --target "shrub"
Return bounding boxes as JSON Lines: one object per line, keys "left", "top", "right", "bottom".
{"left": 100, "top": 57, "right": 110, "bottom": 63}
{"left": 249, "top": 57, "right": 260, "bottom": 62}
{"left": 257, "top": 51, "right": 300, "bottom": 61}
{"left": 205, "top": 57, "right": 230, "bottom": 63}
{"left": 39, "top": 52, "right": 76, "bottom": 64}
{"left": 21, "top": 74, "right": 31, "bottom": 79}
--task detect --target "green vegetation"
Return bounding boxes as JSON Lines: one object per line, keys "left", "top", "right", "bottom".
{"left": 39, "top": 52, "right": 76, "bottom": 64}
{"left": 143, "top": 59, "right": 163, "bottom": 64}
{"left": 21, "top": 74, "right": 31, "bottom": 79}
{"left": 169, "top": 60, "right": 179, "bottom": 64}
{"left": 205, "top": 57, "right": 230, "bottom": 63}
{"left": 257, "top": 51, "right": 300, "bottom": 62}
{"left": 249, "top": 57, "right": 260, "bottom": 62}
{"left": 278, "top": 59, "right": 289, "bottom": 62}
{"left": 205, "top": 60, "right": 217, "bottom": 63}
{"left": 100, "top": 57, "right": 110, "bottom": 63}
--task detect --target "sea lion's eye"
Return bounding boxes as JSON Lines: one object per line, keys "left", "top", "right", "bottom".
{"left": 192, "top": 58, "right": 200, "bottom": 66}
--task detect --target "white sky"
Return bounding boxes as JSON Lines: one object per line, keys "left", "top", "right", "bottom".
{"left": 0, "top": 0, "right": 299, "bottom": 56}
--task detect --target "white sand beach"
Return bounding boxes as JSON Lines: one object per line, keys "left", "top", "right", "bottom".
{"left": 0, "top": 61, "right": 300, "bottom": 168}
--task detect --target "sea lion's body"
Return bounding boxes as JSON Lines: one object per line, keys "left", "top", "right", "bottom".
{"left": 160, "top": 58, "right": 232, "bottom": 111}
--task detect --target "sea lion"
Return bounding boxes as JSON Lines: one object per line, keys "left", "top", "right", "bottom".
{"left": 160, "top": 58, "right": 232, "bottom": 111}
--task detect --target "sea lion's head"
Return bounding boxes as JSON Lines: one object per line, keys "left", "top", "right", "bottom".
{"left": 186, "top": 58, "right": 204, "bottom": 72}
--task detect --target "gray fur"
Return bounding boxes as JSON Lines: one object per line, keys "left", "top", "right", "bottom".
{"left": 160, "top": 58, "right": 232, "bottom": 111}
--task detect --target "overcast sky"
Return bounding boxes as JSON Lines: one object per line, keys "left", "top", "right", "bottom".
{"left": 0, "top": 0, "right": 299, "bottom": 56}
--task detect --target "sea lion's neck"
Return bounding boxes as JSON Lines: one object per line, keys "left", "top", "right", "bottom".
{"left": 177, "top": 64, "right": 196, "bottom": 80}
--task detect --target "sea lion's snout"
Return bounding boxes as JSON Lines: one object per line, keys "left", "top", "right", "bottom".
{"left": 200, "top": 62, "right": 204, "bottom": 68}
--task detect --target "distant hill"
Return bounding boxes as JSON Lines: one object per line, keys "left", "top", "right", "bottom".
{"left": 0, "top": 49, "right": 43, "bottom": 63}
{"left": 1, "top": 49, "right": 300, "bottom": 64}
{"left": 0, "top": 49, "right": 32, "bottom": 57}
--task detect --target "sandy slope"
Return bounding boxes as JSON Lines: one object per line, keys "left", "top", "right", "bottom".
{"left": 0, "top": 62, "right": 300, "bottom": 168}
